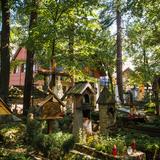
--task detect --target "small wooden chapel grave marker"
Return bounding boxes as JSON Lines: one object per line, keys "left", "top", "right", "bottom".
{"left": 0, "top": 98, "right": 12, "bottom": 116}
{"left": 97, "top": 86, "right": 116, "bottom": 135}
{"left": 67, "top": 81, "right": 96, "bottom": 142}
{"left": 0, "top": 98, "right": 21, "bottom": 122}
{"left": 37, "top": 91, "right": 65, "bottom": 133}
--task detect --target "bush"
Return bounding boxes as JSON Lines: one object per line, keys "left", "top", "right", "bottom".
{"left": 116, "top": 130, "right": 160, "bottom": 159}
{"left": 86, "top": 135, "right": 126, "bottom": 155}
{"left": 4, "top": 153, "right": 31, "bottom": 160}
{"left": 0, "top": 123, "right": 25, "bottom": 146}
{"left": 30, "top": 131, "right": 74, "bottom": 159}
{"left": 85, "top": 131, "right": 160, "bottom": 159}
{"left": 26, "top": 117, "right": 74, "bottom": 159}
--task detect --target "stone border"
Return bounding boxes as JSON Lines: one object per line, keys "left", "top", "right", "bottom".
{"left": 74, "top": 143, "right": 124, "bottom": 159}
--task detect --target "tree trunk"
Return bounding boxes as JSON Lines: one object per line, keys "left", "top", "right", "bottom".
{"left": 23, "top": 0, "right": 38, "bottom": 116}
{"left": 116, "top": 0, "right": 123, "bottom": 103}
{"left": 49, "top": 39, "right": 56, "bottom": 89}
{"left": 143, "top": 48, "right": 147, "bottom": 83}
{"left": 155, "top": 92, "right": 159, "bottom": 115}
{"left": 0, "top": 0, "right": 10, "bottom": 103}
{"left": 68, "top": 24, "right": 75, "bottom": 84}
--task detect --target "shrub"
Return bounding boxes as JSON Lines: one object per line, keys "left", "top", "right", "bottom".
{"left": 30, "top": 131, "right": 74, "bottom": 159}
{"left": 26, "top": 117, "right": 74, "bottom": 159}
{"left": 86, "top": 135, "right": 126, "bottom": 155}
{"left": 0, "top": 123, "right": 25, "bottom": 146}
{"left": 4, "top": 153, "right": 31, "bottom": 160}
{"left": 116, "top": 130, "right": 160, "bottom": 158}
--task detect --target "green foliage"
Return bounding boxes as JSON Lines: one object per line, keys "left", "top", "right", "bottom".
{"left": 2, "top": 152, "right": 31, "bottom": 160}
{"left": 26, "top": 118, "right": 43, "bottom": 143}
{"left": 31, "top": 132, "right": 74, "bottom": 159}
{"left": 0, "top": 123, "right": 25, "bottom": 146}
{"left": 85, "top": 135, "right": 126, "bottom": 155}
{"left": 58, "top": 115, "right": 72, "bottom": 132}
{"left": 125, "top": 0, "right": 160, "bottom": 84}
{"left": 83, "top": 131, "right": 160, "bottom": 158}
{"left": 26, "top": 119, "right": 74, "bottom": 159}
{"left": 118, "top": 130, "right": 160, "bottom": 153}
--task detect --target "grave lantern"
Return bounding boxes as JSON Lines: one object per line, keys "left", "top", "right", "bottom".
{"left": 97, "top": 86, "right": 116, "bottom": 135}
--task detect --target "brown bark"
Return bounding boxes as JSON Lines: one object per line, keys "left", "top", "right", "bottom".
{"left": 0, "top": 0, "right": 10, "bottom": 103}
{"left": 49, "top": 40, "right": 56, "bottom": 89}
{"left": 152, "top": 76, "right": 160, "bottom": 115}
{"left": 23, "top": 0, "right": 38, "bottom": 116}
{"left": 68, "top": 24, "right": 75, "bottom": 84}
{"left": 116, "top": 0, "right": 123, "bottom": 103}
{"left": 155, "top": 92, "right": 159, "bottom": 115}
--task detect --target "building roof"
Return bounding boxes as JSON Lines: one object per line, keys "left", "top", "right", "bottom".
{"left": 39, "top": 102, "right": 64, "bottom": 120}
{"left": 37, "top": 92, "right": 65, "bottom": 120}
{"left": 12, "top": 47, "right": 27, "bottom": 61}
{"left": 67, "top": 82, "right": 96, "bottom": 95}
{"left": 38, "top": 89, "right": 65, "bottom": 108}
{"left": 97, "top": 86, "right": 115, "bottom": 105}
{"left": 0, "top": 98, "right": 12, "bottom": 115}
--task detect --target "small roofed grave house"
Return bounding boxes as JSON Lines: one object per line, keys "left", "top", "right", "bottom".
{"left": 122, "top": 67, "right": 135, "bottom": 91}
{"left": 8, "top": 85, "right": 47, "bottom": 115}
{"left": 97, "top": 86, "right": 116, "bottom": 135}
{"left": 67, "top": 82, "right": 96, "bottom": 142}
{"left": 0, "top": 98, "right": 21, "bottom": 123}
{"left": 0, "top": 98, "right": 12, "bottom": 116}
{"left": 36, "top": 92, "right": 65, "bottom": 133}
{"left": 122, "top": 68, "right": 141, "bottom": 102}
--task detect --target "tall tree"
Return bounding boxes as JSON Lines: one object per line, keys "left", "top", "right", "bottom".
{"left": 23, "top": 0, "right": 38, "bottom": 116}
{"left": 116, "top": 0, "right": 123, "bottom": 103}
{"left": 0, "top": 0, "right": 10, "bottom": 103}
{"left": 99, "top": 0, "right": 124, "bottom": 102}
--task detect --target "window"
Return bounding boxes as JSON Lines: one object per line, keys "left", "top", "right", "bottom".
{"left": 83, "top": 94, "right": 90, "bottom": 104}
{"left": 21, "top": 64, "right": 24, "bottom": 73}
{"left": 13, "top": 67, "right": 17, "bottom": 74}
{"left": 14, "top": 66, "right": 19, "bottom": 73}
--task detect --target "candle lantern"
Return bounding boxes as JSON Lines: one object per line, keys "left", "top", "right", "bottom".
{"left": 131, "top": 139, "right": 136, "bottom": 152}
{"left": 112, "top": 144, "right": 117, "bottom": 157}
{"left": 127, "top": 146, "right": 133, "bottom": 155}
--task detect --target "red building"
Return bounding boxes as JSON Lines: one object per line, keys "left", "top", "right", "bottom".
{"left": 9, "top": 48, "right": 38, "bottom": 86}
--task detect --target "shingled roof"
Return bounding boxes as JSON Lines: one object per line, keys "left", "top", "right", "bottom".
{"left": 37, "top": 94, "right": 65, "bottom": 120}
{"left": 97, "top": 86, "right": 115, "bottom": 105}
{"left": 0, "top": 98, "right": 12, "bottom": 115}
{"left": 67, "top": 82, "right": 96, "bottom": 95}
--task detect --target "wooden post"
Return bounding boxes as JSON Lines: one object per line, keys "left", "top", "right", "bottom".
{"left": 47, "top": 120, "right": 52, "bottom": 134}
